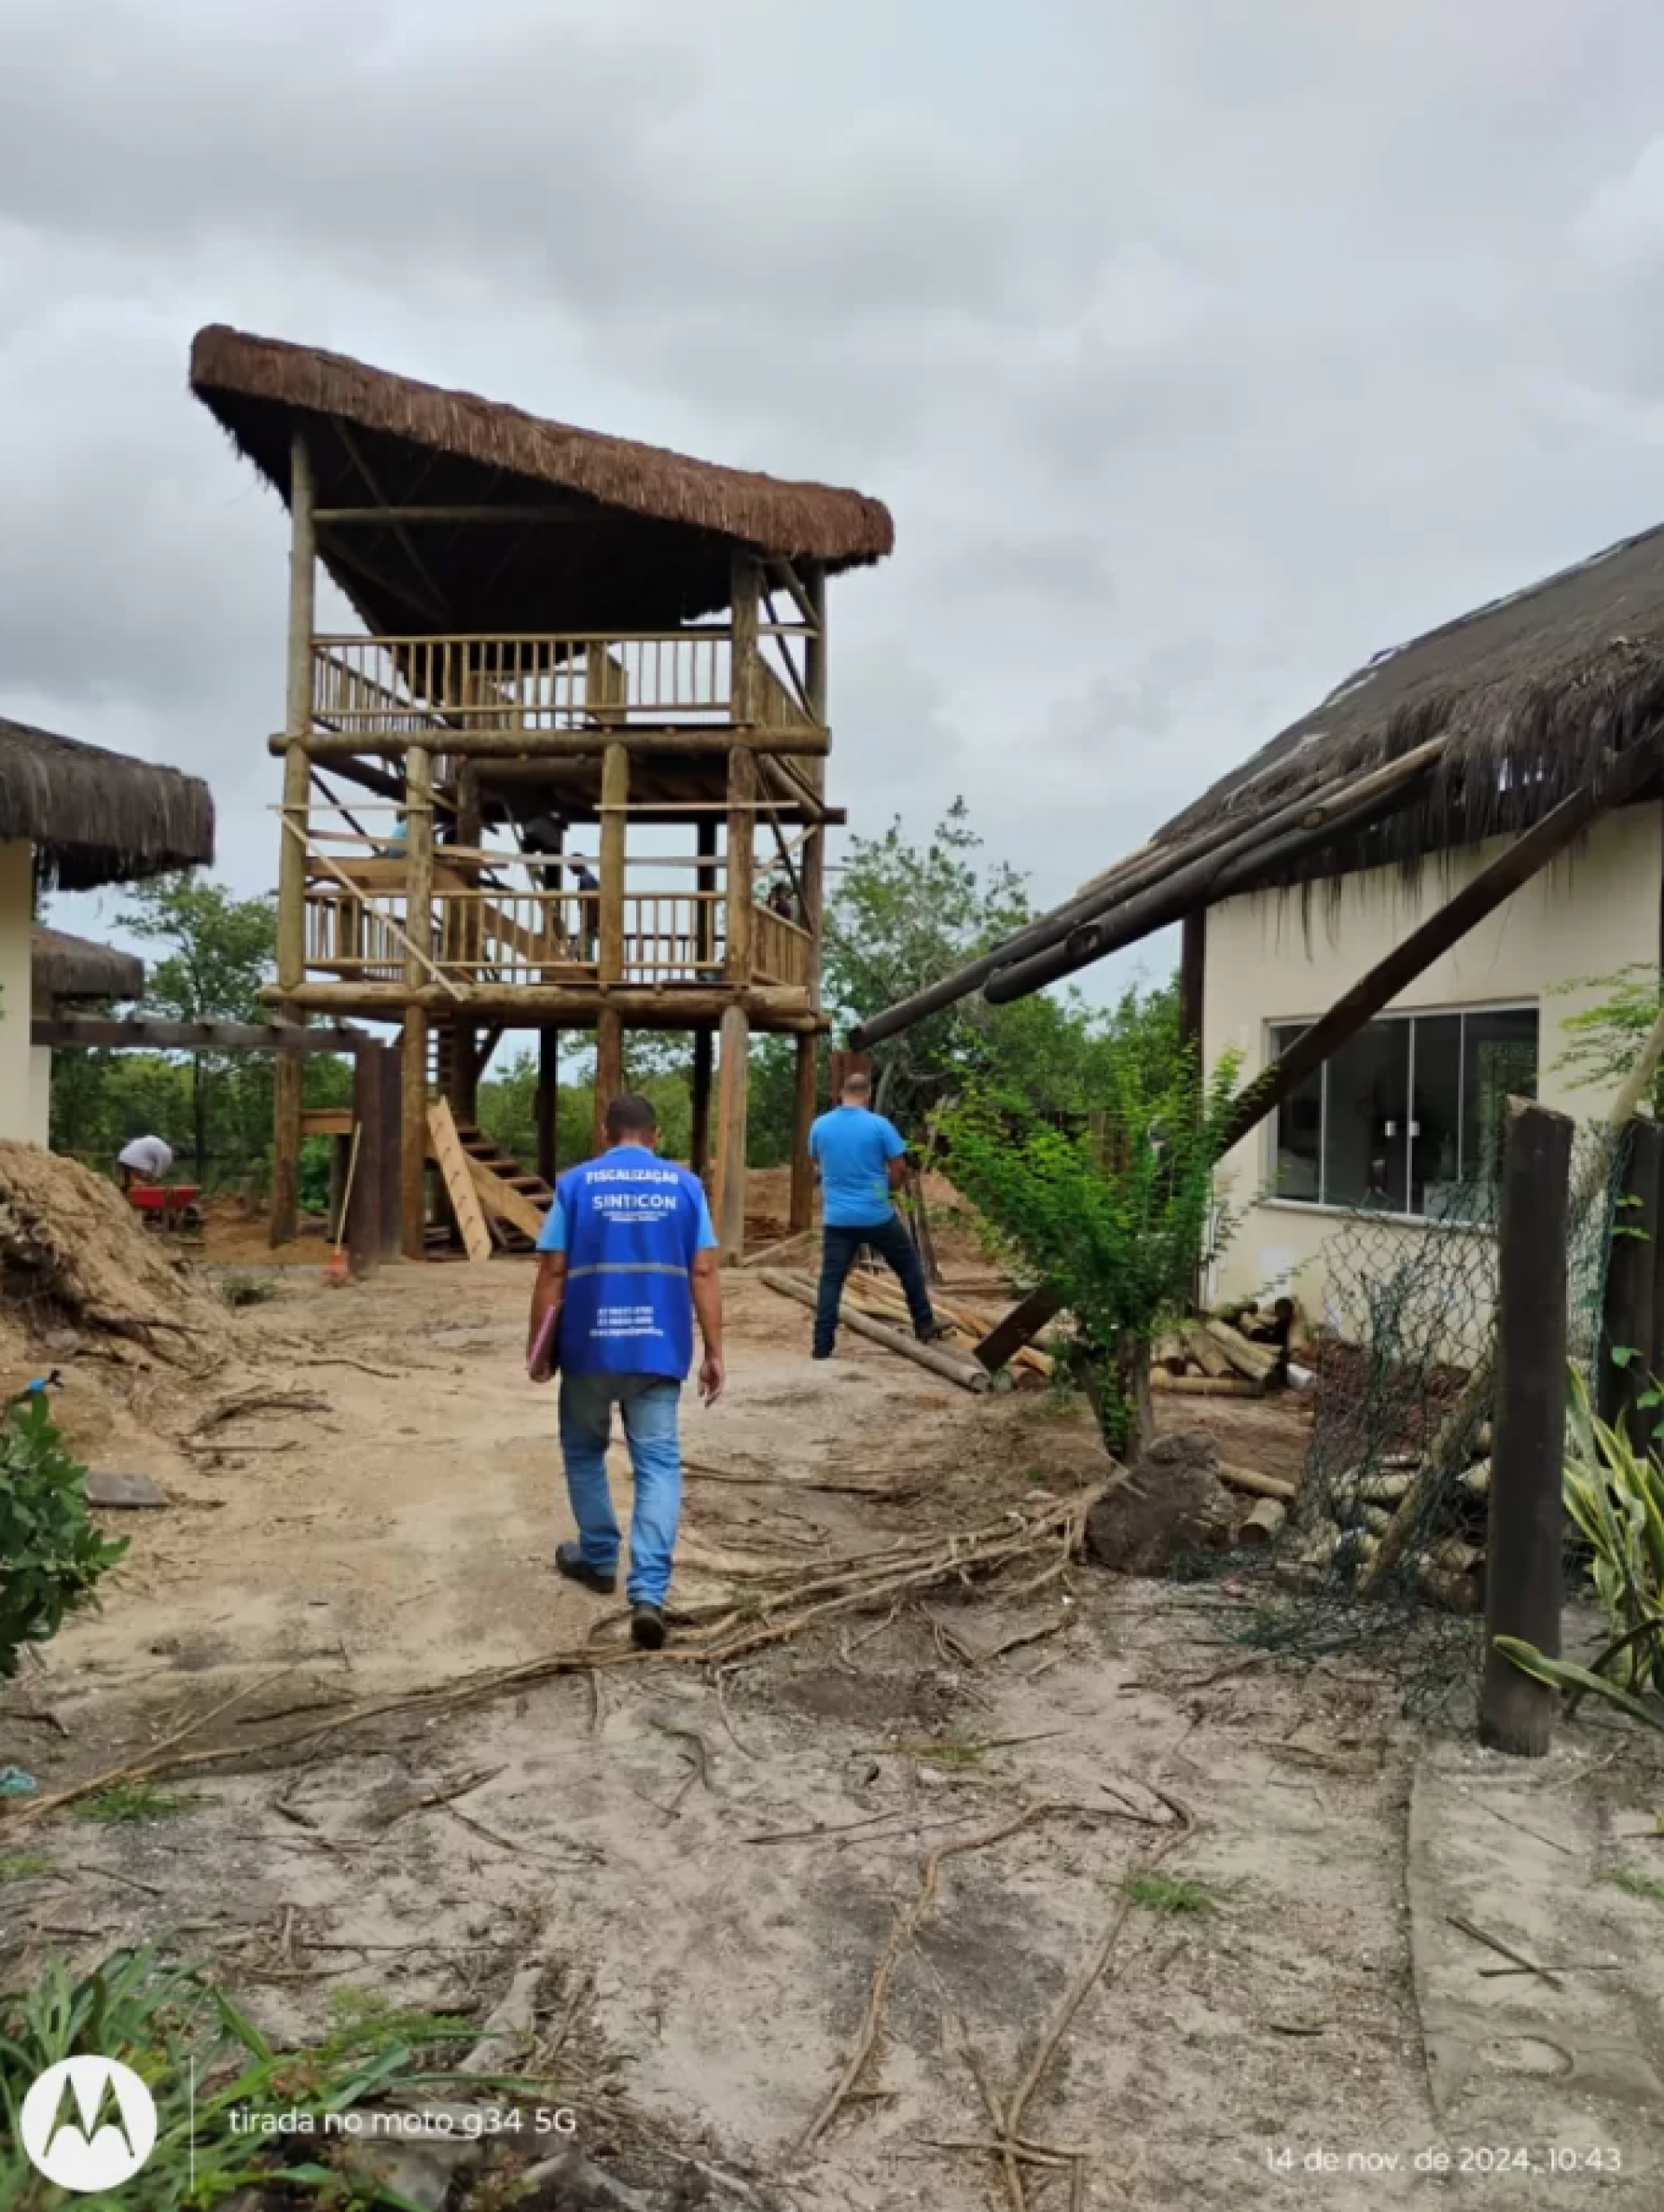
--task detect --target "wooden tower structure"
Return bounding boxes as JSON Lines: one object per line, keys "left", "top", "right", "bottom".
{"left": 190, "top": 326, "right": 893, "bottom": 1259}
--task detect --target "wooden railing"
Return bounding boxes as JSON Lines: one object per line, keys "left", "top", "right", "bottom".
{"left": 753, "top": 903, "right": 813, "bottom": 988}
{"left": 310, "top": 632, "right": 823, "bottom": 738}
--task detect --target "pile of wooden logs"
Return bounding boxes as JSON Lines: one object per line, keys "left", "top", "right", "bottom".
{"left": 842, "top": 1268, "right": 1055, "bottom": 1382}
{"left": 1277, "top": 1422, "right": 1492, "bottom": 1613}
{"left": 1151, "top": 1302, "right": 1291, "bottom": 1398}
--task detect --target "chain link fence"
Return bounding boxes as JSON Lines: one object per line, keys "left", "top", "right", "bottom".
{"left": 1227, "top": 1122, "right": 1629, "bottom": 1706}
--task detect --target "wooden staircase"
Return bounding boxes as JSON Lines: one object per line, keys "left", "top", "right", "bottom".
{"left": 451, "top": 1118, "right": 553, "bottom": 1254}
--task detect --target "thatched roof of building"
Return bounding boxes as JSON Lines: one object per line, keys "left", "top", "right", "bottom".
{"left": 32, "top": 927, "right": 144, "bottom": 1007}
{"left": 190, "top": 325, "right": 895, "bottom": 635}
{"left": 1156, "top": 520, "right": 1664, "bottom": 875}
{"left": 0, "top": 719, "right": 215, "bottom": 891}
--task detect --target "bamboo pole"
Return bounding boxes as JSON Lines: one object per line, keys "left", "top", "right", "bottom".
{"left": 271, "top": 427, "right": 316, "bottom": 1247}
{"left": 400, "top": 745, "right": 435, "bottom": 1260}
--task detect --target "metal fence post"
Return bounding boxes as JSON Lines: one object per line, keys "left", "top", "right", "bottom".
{"left": 1479, "top": 1098, "right": 1573, "bottom": 1758}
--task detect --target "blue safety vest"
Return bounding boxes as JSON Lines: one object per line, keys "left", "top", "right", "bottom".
{"left": 556, "top": 1154, "right": 706, "bottom": 1381}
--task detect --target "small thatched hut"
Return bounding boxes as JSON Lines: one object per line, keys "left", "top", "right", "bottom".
{"left": 0, "top": 718, "right": 211, "bottom": 1144}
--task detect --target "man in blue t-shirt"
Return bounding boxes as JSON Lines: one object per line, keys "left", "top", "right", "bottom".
{"left": 808, "top": 1070, "right": 943, "bottom": 1359}
{"left": 526, "top": 1093, "right": 724, "bottom": 1649}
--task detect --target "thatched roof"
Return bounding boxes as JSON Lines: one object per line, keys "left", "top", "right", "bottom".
{"left": 1156, "top": 520, "right": 1664, "bottom": 876}
{"left": 190, "top": 325, "right": 895, "bottom": 635}
{"left": 0, "top": 719, "right": 215, "bottom": 891}
{"left": 32, "top": 927, "right": 143, "bottom": 1007}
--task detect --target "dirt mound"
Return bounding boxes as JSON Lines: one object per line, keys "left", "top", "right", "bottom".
{"left": 0, "top": 1142, "right": 236, "bottom": 1366}
{"left": 1084, "top": 1428, "right": 1235, "bottom": 1575}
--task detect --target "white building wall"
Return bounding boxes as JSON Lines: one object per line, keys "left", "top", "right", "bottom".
{"left": 1202, "top": 803, "right": 1662, "bottom": 1311}
{"left": 0, "top": 842, "right": 36, "bottom": 1143}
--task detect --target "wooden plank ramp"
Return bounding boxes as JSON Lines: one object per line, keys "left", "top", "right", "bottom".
{"left": 426, "top": 1099, "right": 494, "bottom": 1264}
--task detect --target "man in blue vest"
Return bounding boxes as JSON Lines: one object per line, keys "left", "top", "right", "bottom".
{"left": 526, "top": 1093, "right": 724, "bottom": 1649}
{"left": 809, "top": 1070, "right": 945, "bottom": 1358}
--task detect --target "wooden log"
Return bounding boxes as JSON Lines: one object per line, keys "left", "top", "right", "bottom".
{"left": 593, "top": 1005, "right": 624, "bottom": 1155}
{"left": 726, "top": 745, "right": 757, "bottom": 984}
{"left": 36, "top": 1017, "right": 364, "bottom": 1053}
{"left": 1181, "top": 1324, "right": 1234, "bottom": 1380}
{"left": 1597, "top": 1116, "right": 1661, "bottom": 1448}
{"left": 715, "top": 1002, "right": 750, "bottom": 1258}
{"left": 844, "top": 1277, "right": 1054, "bottom": 1375}
{"left": 1150, "top": 1372, "right": 1262, "bottom": 1398}
{"left": 271, "top": 426, "right": 317, "bottom": 1248}
{"left": 1218, "top": 1462, "right": 1297, "bottom": 1501}
{"left": 973, "top": 1284, "right": 1064, "bottom": 1374}
{"left": 761, "top": 1270, "right": 990, "bottom": 1392}
{"left": 1237, "top": 1498, "right": 1286, "bottom": 1549}
{"left": 736, "top": 1226, "right": 817, "bottom": 1272}
{"left": 263, "top": 980, "right": 822, "bottom": 1026}
{"left": 272, "top": 725, "right": 832, "bottom": 760}
{"left": 1205, "top": 1319, "right": 1279, "bottom": 1382}
{"left": 1479, "top": 1100, "right": 1573, "bottom": 1758}
{"left": 599, "top": 742, "right": 628, "bottom": 984}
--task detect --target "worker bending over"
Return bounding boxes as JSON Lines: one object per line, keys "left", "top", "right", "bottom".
{"left": 116, "top": 1134, "right": 173, "bottom": 1192}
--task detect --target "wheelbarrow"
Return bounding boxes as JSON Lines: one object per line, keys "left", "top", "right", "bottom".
{"left": 127, "top": 1182, "right": 205, "bottom": 1240}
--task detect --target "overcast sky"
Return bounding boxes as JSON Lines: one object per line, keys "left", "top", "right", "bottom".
{"left": 6, "top": 0, "right": 1664, "bottom": 995}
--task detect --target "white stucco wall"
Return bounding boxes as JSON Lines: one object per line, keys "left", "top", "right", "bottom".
{"left": 28, "top": 1046, "right": 52, "bottom": 1148}
{"left": 0, "top": 842, "right": 36, "bottom": 1143}
{"left": 1202, "top": 803, "right": 1663, "bottom": 1311}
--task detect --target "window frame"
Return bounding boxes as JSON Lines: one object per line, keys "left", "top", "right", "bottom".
{"left": 1264, "top": 999, "right": 1538, "bottom": 1223}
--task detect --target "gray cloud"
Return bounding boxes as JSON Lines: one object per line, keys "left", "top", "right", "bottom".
{"left": 6, "top": 0, "right": 1664, "bottom": 1001}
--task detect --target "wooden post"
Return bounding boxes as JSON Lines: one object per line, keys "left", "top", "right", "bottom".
{"left": 599, "top": 742, "right": 628, "bottom": 983}
{"left": 692, "top": 1028, "right": 713, "bottom": 1181}
{"left": 378, "top": 1043, "right": 403, "bottom": 1261}
{"left": 715, "top": 1003, "right": 751, "bottom": 1258}
{"left": 1598, "top": 1117, "right": 1663, "bottom": 1447}
{"left": 1179, "top": 909, "right": 1206, "bottom": 1065}
{"left": 790, "top": 1031, "right": 818, "bottom": 1233}
{"left": 537, "top": 1025, "right": 559, "bottom": 1185}
{"left": 327, "top": 1134, "right": 349, "bottom": 1243}
{"left": 452, "top": 766, "right": 483, "bottom": 1121}
{"left": 803, "top": 562, "right": 828, "bottom": 1010}
{"left": 594, "top": 1006, "right": 623, "bottom": 1155}
{"left": 271, "top": 426, "right": 316, "bottom": 1246}
{"left": 348, "top": 1044, "right": 383, "bottom": 1277}
{"left": 400, "top": 745, "right": 435, "bottom": 1259}
{"left": 1479, "top": 1099, "right": 1573, "bottom": 1759}
{"left": 725, "top": 746, "right": 757, "bottom": 984}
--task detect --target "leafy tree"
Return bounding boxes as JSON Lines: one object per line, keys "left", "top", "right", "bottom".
{"left": 0, "top": 1393, "right": 127, "bottom": 1677}
{"left": 119, "top": 875, "right": 279, "bottom": 1179}
{"left": 1555, "top": 966, "right": 1664, "bottom": 1115}
{"left": 944, "top": 1043, "right": 1240, "bottom": 1454}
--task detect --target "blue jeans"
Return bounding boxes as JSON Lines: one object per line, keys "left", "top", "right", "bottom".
{"left": 558, "top": 1372, "right": 682, "bottom": 1607}
{"left": 813, "top": 1216, "right": 935, "bottom": 1356}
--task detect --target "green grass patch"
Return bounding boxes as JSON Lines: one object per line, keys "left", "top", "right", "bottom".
{"left": 0, "top": 1853, "right": 54, "bottom": 1883}
{"left": 74, "top": 1783, "right": 195, "bottom": 1825}
{"left": 218, "top": 1271, "right": 282, "bottom": 1310}
{"left": 1605, "top": 1864, "right": 1664, "bottom": 1907}
{"left": 918, "top": 1740, "right": 988, "bottom": 1769}
{"left": 1126, "top": 1870, "right": 1223, "bottom": 1915}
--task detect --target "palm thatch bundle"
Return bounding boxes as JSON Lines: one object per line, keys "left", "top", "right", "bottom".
{"left": 31, "top": 927, "right": 144, "bottom": 1006}
{"left": 1158, "top": 521, "right": 1664, "bottom": 882}
{"left": 0, "top": 719, "right": 214, "bottom": 892}
{"left": 191, "top": 325, "right": 894, "bottom": 634}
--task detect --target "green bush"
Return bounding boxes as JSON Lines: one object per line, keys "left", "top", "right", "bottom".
{"left": 943, "top": 1045, "right": 1239, "bottom": 1454}
{"left": 0, "top": 1395, "right": 127, "bottom": 1678}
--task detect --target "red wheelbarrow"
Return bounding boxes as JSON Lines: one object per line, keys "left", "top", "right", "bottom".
{"left": 127, "top": 1183, "right": 205, "bottom": 1239}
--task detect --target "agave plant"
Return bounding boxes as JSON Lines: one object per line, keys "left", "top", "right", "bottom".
{"left": 1498, "top": 1366, "right": 1664, "bottom": 1733}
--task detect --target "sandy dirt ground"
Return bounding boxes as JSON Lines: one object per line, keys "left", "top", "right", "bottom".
{"left": 3, "top": 1243, "right": 1664, "bottom": 2209}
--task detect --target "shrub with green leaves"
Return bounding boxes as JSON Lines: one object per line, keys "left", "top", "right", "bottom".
{"left": 0, "top": 1393, "right": 127, "bottom": 1679}
{"left": 943, "top": 1045, "right": 1239, "bottom": 1452}
{"left": 1498, "top": 1367, "right": 1664, "bottom": 1733}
